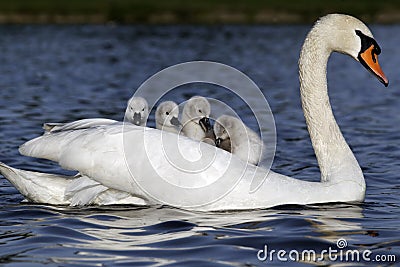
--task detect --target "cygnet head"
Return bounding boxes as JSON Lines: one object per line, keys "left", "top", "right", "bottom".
{"left": 181, "top": 96, "right": 213, "bottom": 140}
{"left": 182, "top": 96, "right": 211, "bottom": 124}
{"left": 155, "top": 101, "right": 181, "bottom": 132}
{"left": 303, "top": 14, "right": 388, "bottom": 86}
{"left": 125, "top": 96, "right": 149, "bottom": 126}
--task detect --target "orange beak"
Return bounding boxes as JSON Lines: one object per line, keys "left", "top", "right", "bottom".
{"left": 359, "top": 45, "right": 389, "bottom": 87}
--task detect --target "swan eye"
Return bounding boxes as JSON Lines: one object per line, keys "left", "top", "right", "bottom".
{"left": 198, "top": 109, "right": 202, "bottom": 113}
{"left": 166, "top": 112, "right": 169, "bottom": 115}
{"left": 142, "top": 108, "right": 145, "bottom": 111}
{"left": 355, "top": 30, "right": 381, "bottom": 56}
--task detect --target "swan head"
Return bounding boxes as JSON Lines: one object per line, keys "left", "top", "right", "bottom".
{"left": 125, "top": 96, "right": 149, "bottom": 126}
{"left": 307, "top": 14, "right": 388, "bottom": 86}
{"left": 183, "top": 96, "right": 211, "bottom": 126}
{"left": 155, "top": 101, "right": 181, "bottom": 129}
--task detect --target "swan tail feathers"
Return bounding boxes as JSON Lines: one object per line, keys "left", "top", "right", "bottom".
{"left": 0, "top": 162, "right": 71, "bottom": 204}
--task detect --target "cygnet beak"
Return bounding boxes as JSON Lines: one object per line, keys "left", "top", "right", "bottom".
{"left": 215, "top": 137, "right": 231, "bottom": 152}
{"left": 170, "top": 116, "right": 182, "bottom": 127}
{"left": 132, "top": 112, "right": 141, "bottom": 126}
{"left": 199, "top": 117, "right": 212, "bottom": 132}
{"left": 199, "top": 117, "right": 216, "bottom": 140}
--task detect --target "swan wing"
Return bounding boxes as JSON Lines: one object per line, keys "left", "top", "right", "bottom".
{"left": 20, "top": 124, "right": 141, "bottom": 194}
{"left": 19, "top": 123, "right": 251, "bottom": 206}
{"left": 43, "top": 118, "right": 118, "bottom": 133}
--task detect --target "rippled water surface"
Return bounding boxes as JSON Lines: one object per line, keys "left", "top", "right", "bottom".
{"left": 0, "top": 24, "right": 399, "bottom": 266}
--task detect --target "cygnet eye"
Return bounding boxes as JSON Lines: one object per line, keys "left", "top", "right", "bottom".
{"left": 142, "top": 108, "right": 145, "bottom": 111}
{"left": 166, "top": 112, "right": 170, "bottom": 115}
{"left": 198, "top": 109, "right": 202, "bottom": 113}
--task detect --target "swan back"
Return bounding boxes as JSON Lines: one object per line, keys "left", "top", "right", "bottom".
{"left": 125, "top": 96, "right": 149, "bottom": 126}
{"left": 155, "top": 101, "right": 181, "bottom": 134}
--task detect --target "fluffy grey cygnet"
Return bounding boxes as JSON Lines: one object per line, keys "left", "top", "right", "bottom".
{"left": 214, "top": 115, "right": 263, "bottom": 165}
{"left": 125, "top": 96, "right": 149, "bottom": 126}
{"left": 155, "top": 101, "right": 181, "bottom": 134}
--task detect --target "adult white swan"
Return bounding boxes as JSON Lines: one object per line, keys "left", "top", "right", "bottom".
{"left": 1, "top": 14, "right": 389, "bottom": 210}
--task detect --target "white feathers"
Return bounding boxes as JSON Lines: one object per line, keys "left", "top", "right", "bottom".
{"left": 43, "top": 118, "right": 119, "bottom": 133}
{"left": 0, "top": 162, "right": 145, "bottom": 206}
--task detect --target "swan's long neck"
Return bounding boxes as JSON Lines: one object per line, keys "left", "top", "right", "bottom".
{"left": 299, "top": 29, "right": 364, "bottom": 185}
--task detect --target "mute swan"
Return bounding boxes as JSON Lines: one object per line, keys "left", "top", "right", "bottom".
{"left": 2, "top": 14, "right": 389, "bottom": 210}
{"left": 181, "top": 96, "right": 212, "bottom": 141}
{"left": 214, "top": 115, "right": 263, "bottom": 165}
{"left": 125, "top": 96, "right": 149, "bottom": 126}
{"left": 155, "top": 101, "right": 181, "bottom": 134}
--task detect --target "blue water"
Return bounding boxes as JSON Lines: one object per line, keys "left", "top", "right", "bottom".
{"left": 0, "top": 24, "right": 399, "bottom": 266}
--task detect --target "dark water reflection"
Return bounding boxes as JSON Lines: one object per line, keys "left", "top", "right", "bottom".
{"left": 0, "top": 24, "right": 399, "bottom": 266}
